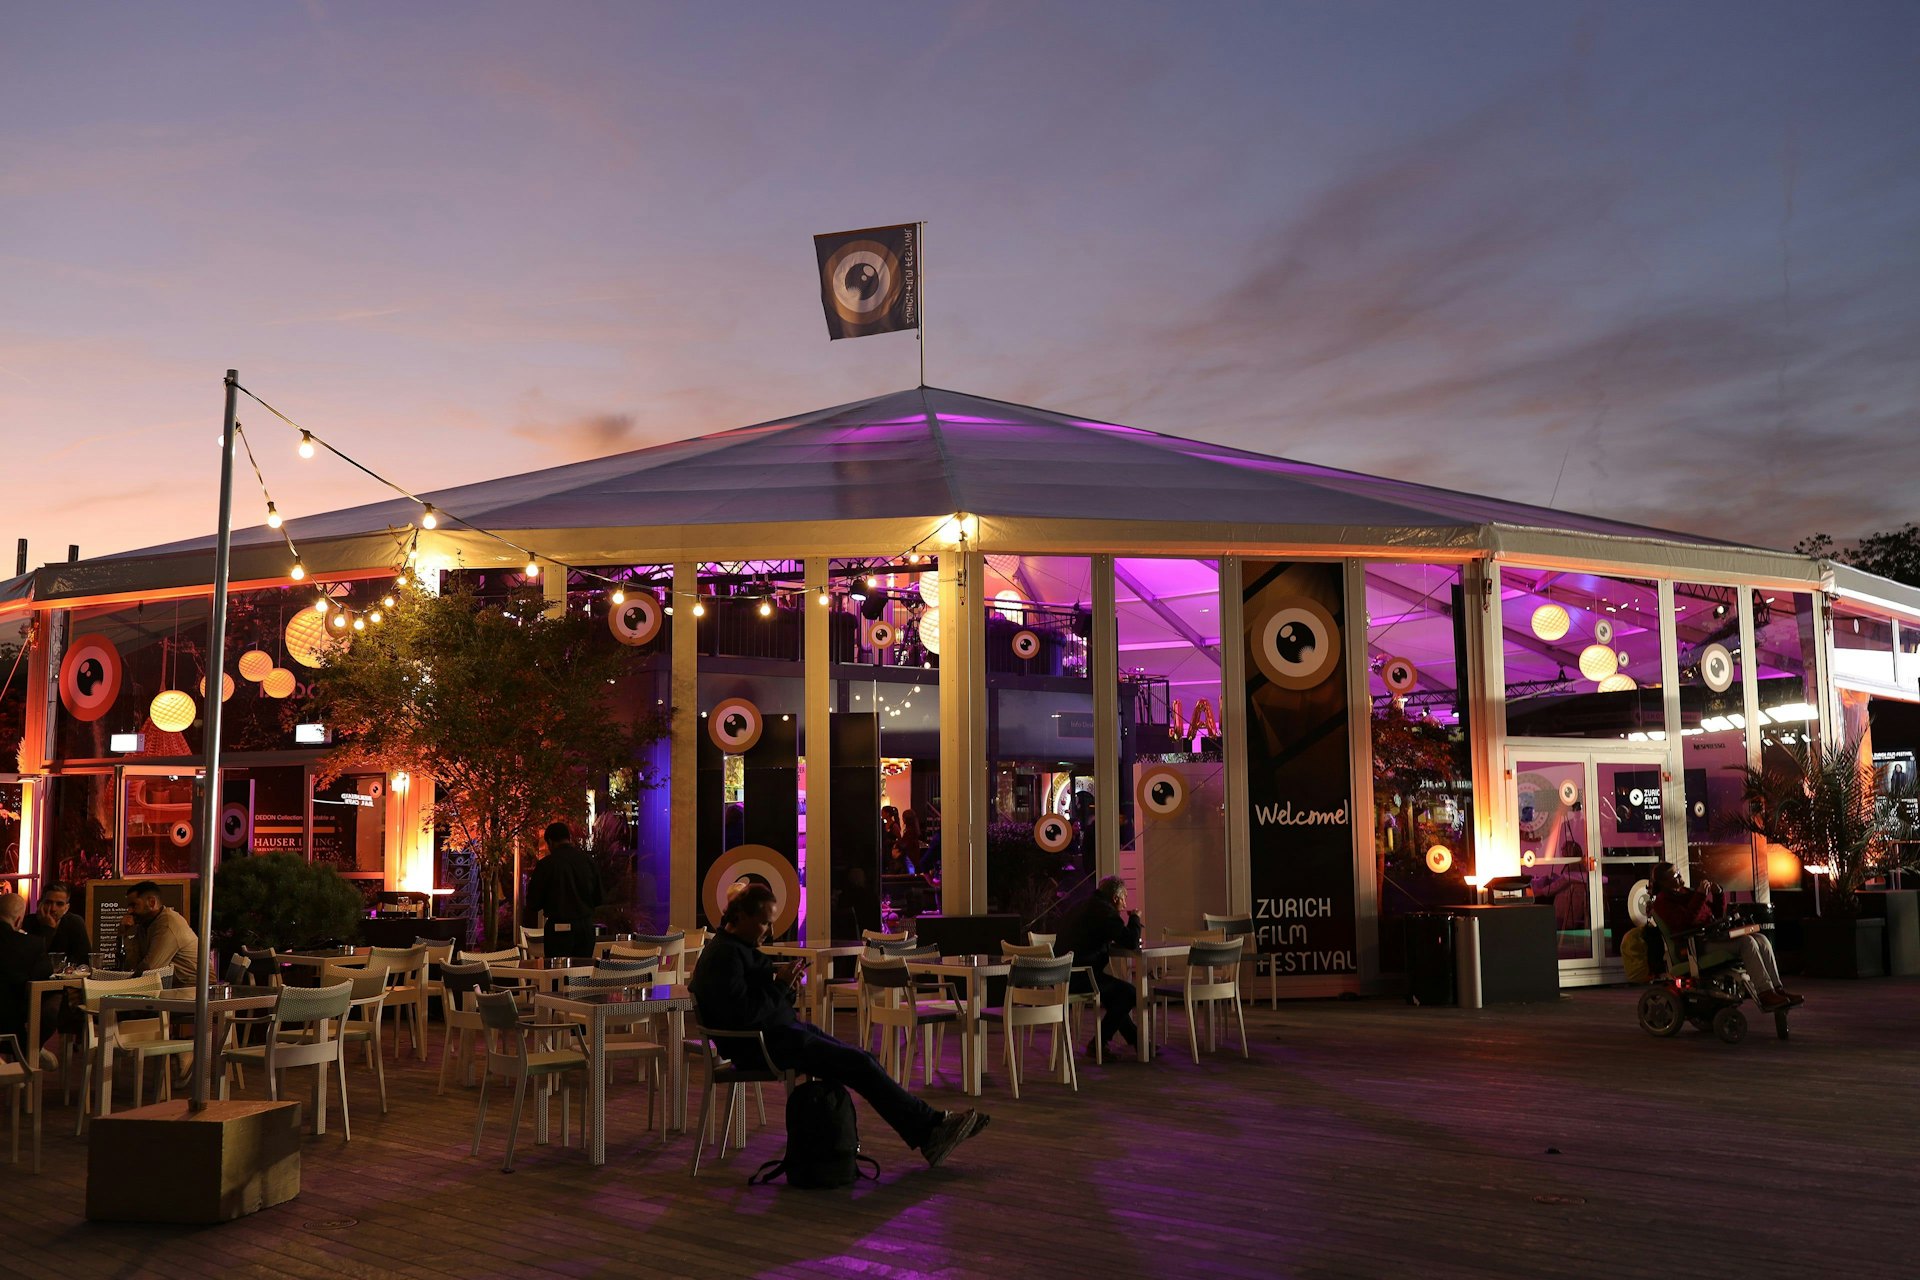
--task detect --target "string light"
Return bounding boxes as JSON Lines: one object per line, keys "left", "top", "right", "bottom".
{"left": 353, "top": 617, "right": 366, "bottom": 632}
{"left": 524, "top": 559, "right": 540, "bottom": 579}
{"left": 420, "top": 504, "right": 438, "bottom": 530}
{"left": 818, "top": 589, "right": 831, "bottom": 607}
{"left": 758, "top": 599, "right": 773, "bottom": 618}
{"left": 289, "top": 558, "right": 306, "bottom": 581}
{"left": 331, "top": 612, "right": 349, "bottom": 630}
{"left": 265, "top": 502, "right": 282, "bottom": 529}
{"left": 692, "top": 601, "right": 706, "bottom": 618}
{"left": 382, "top": 594, "right": 396, "bottom": 608}
{"left": 297, "top": 430, "right": 316, "bottom": 459}
{"left": 611, "top": 588, "right": 626, "bottom": 605}
{"left": 313, "top": 596, "right": 330, "bottom": 615}
{"left": 370, "top": 609, "right": 384, "bottom": 624}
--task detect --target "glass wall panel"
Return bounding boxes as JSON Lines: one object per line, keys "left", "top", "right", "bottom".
{"left": 121, "top": 768, "right": 202, "bottom": 876}
{"left": 0, "top": 779, "right": 23, "bottom": 896}
{"left": 1831, "top": 603, "right": 1898, "bottom": 688}
{"left": 980, "top": 556, "right": 1093, "bottom": 929}
{"left": 1753, "top": 591, "right": 1821, "bottom": 757}
{"left": 1365, "top": 564, "right": 1474, "bottom": 969}
{"left": 582, "top": 565, "right": 673, "bottom": 934}
{"left": 1116, "top": 558, "right": 1227, "bottom": 935}
{"left": 1672, "top": 583, "right": 1758, "bottom": 891}
{"left": 1501, "top": 567, "right": 1664, "bottom": 740}
{"left": 48, "top": 772, "right": 114, "bottom": 885}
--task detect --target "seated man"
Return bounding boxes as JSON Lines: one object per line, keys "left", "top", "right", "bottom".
{"left": 120, "top": 881, "right": 199, "bottom": 986}
{"left": 1651, "top": 863, "right": 1801, "bottom": 1011}
{"left": 689, "top": 883, "right": 990, "bottom": 1168}
{"left": 24, "top": 881, "right": 91, "bottom": 967}
{"left": 0, "top": 893, "right": 55, "bottom": 1054}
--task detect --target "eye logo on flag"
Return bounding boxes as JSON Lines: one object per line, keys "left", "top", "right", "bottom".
{"left": 1135, "top": 764, "right": 1189, "bottom": 821}
{"left": 1011, "top": 629, "right": 1041, "bottom": 661}
{"left": 221, "top": 803, "right": 252, "bottom": 849}
{"left": 866, "top": 619, "right": 897, "bottom": 650}
{"left": 708, "top": 697, "right": 764, "bottom": 754}
{"left": 814, "top": 224, "right": 920, "bottom": 340}
{"left": 1381, "top": 656, "right": 1418, "bottom": 695}
{"left": 1700, "top": 643, "right": 1734, "bottom": 693}
{"left": 702, "top": 845, "right": 801, "bottom": 935}
{"left": 1033, "top": 813, "right": 1074, "bottom": 854}
{"left": 59, "top": 633, "right": 124, "bottom": 722}
{"left": 1251, "top": 598, "right": 1340, "bottom": 690}
{"left": 168, "top": 820, "right": 195, "bottom": 848}
{"left": 608, "top": 591, "right": 663, "bottom": 646}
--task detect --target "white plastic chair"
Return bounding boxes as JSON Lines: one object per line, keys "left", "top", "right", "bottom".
{"left": 980, "top": 954, "right": 1079, "bottom": 1098}
{"left": 220, "top": 981, "right": 358, "bottom": 1138}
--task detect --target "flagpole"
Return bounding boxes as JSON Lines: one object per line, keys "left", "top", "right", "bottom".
{"left": 917, "top": 220, "right": 927, "bottom": 387}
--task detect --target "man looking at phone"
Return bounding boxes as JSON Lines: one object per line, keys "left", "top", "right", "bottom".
{"left": 690, "top": 882, "right": 990, "bottom": 1167}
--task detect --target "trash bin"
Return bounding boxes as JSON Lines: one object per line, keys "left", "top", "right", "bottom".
{"left": 1404, "top": 912, "right": 1456, "bottom": 1006}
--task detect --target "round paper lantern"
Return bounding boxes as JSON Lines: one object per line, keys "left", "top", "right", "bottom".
{"left": 237, "top": 650, "right": 274, "bottom": 682}
{"left": 1530, "top": 603, "right": 1570, "bottom": 641}
{"left": 1577, "top": 643, "right": 1618, "bottom": 682}
{"left": 148, "top": 690, "right": 197, "bottom": 733}
{"left": 262, "top": 667, "right": 297, "bottom": 699}
{"left": 198, "top": 672, "right": 235, "bottom": 702}
{"left": 917, "top": 571, "right": 939, "bottom": 603}
{"left": 285, "top": 609, "right": 339, "bottom": 669}
{"left": 1597, "top": 673, "right": 1637, "bottom": 693}
{"left": 918, "top": 607, "right": 942, "bottom": 655}
{"left": 994, "top": 589, "right": 1024, "bottom": 622}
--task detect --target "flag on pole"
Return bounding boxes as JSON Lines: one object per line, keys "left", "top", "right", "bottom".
{"left": 814, "top": 223, "right": 919, "bottom": 340}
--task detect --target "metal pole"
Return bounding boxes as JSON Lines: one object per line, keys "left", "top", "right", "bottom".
{"left": 190, "top": 369, "right": 240, "bottom": 1112}
{"left": 916, "top": 220, "right": 926, "bottom": 387}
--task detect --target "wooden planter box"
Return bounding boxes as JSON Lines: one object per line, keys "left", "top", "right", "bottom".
{"left": 87, "top": 1099, "right": 302, "bottom": 1223}
{"left": 1854, "top": 890, "right": 1920, "bottom": 976}
{"left": 1801, "top": 916, "right": 1887, "bottom": 979}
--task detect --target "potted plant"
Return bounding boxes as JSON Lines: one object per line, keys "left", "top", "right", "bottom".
{"left": 211, "top": 853, "right": 368, "bottom": 958}
{"left": 1743, "top": 737, "right": 1918, "bottom": 978}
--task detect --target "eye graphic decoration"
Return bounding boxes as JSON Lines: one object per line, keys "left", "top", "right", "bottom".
{"left": 1135, "top": 764, "right": 1190, "bottom": 822}
{"left": 822, "top": 239, "right": 904, "bottom": 332}
{"left": 1251, "top": 597, "right": 1341, "bottom": 690}
{"left": 708, "top": 697, "right": 764, "bottom": 754}
{"left": 608, "top": 590, "right": 663, "bottom": 646}
{"left": 866, "top": 619, "right": 897, "bottom": 650}
{"left": 221, "top": 804, "right": 251, "bottom": 848}
{"left": 1559, "top": 779, "right": 1580, "bottom": 807}
{"left": 59, "top": 634, "right": 124, "bottom": 722}
{"left": 168, "top": 820, "right": 195, "bottom": 848}
{"left": 1033, "top": 813, "right": 1074, "bottom": 853}
{"left": 1425, "top": 846, "right": 1453, "bottom": 874}
{"left": 1594, "top": 619, "right": 1615, "bottom": 646}
{"left": 1699, "top": 642, "right": 1734, "bottom": 693}
{"left": 1011, "top": 629, "right": 1041, "bottom": 661}
{"left": 701, "top": 844, "right": 801, "bottom": 935}
{"left": 1381, "top": 656, "right": 1418, "bottom": 696}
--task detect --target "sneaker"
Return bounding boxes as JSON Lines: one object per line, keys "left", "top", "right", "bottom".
{"left": 921, "top": 1109, "right": 991, "bottom": 1168}
{"left": 1782, "top": 990, "right": 1805, "bottom": 1008}
{"left": 1756, "top": 990, "right": 1790, "bottom": 1011}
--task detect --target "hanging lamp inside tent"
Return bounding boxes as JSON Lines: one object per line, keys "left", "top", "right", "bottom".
{"left": 1578, "top": 643, "right": 1619, "bottom": 682}
{"left": 1531, "top": 602, "right": 1571, "bottom": 641}
{"left": 919, "top": 606, "right": 942, "bottom": 655}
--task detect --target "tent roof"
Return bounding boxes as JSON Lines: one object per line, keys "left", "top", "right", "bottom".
{"left": 124, "top": 385, "right": 1725, "bottom": 557}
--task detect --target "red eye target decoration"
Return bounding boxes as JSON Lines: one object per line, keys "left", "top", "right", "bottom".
{"left": 1250, "top": 598, "right": 1340, "bottom": 690}
{"left": 701, "top": 844, "right": 801, "bottom": 935}
{"left": 168, "top": 820, "right": 195, "bottom": 848}
{"left": 1033, "top": 813, "right": 1074, "bottom": 853}
{"left": 59, "top": 633, "right": 124, "bottom": 722}
{"left": 866, "top": 619, "right": 897, "bottom": 650}
{"left": 1135, "top": 764, "right": 1190, "bottom": 822}
{"left": 1011, "top": 629, "right": 1041, "bottom": 661}
{"left": 1381, "top": 656, "right": 1418, "bottom": 696}
{"left": 708, "top": 697, "right": 764, "bottom": 754}
{"left": 608, "top": 591, "right": 663, "bottom": 646}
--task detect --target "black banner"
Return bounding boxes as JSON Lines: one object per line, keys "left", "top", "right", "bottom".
{"left": 814, "top": 224, "right": 919, "bottom": 340}
{"left": 1242, "top": 560, "right": 1358, "bottom": 976}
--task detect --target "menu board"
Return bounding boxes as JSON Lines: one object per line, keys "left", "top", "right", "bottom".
{"left": 85, "top": 877, "right": 191, "bottom": 969}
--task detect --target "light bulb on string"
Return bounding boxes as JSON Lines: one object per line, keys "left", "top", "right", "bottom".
{"left": 420, "top": 505, "right": 438, "bottom": 530}
{"left": 818, "top": 590, "right": 831, "bottom": 607}
{"left": 758, "top": 599, "right": 773, "bottom": 618}
{"left": 382, "top": 594, "right": 395, "bottom": 609}
{"left": 524, "top": 558, "right": 540, "bottom": 579}
{"left": 866, "top": 575, "right": 878, "bottom": 589}
{"left": 289, "top": 558, "right": 306, "bottom": 581}
{"left": 370, "top": 610, "right": 384, "bottom": 624}
{"left": 297, "top": 431, "right": 315, "bottom": 459}
{"left": 352, "top": 617, "right": 366, "bottom": 632}
{"left": 394, "top": 573, "right": 408, "bottom": 588}
{"left": 313, "top": 596, "right": 330, "bottom": 615}
{"left": 611, "top": 588, "right": 626, "bottom": 605}
{"left": 265, "top": 502, "right": 282, "bottom": 529}
{"left": 692, "top": 600, "right": 706, "bottom": 618}
{"left": 331, "top": 612, "right": 349, "bottom": 630}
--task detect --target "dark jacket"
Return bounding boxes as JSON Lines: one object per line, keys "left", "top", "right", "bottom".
{"left": 1062, "top": 898, "right": 1142, "bottom": 988}
{"left": 1653, "top": 883, "right": 1719, "bottom": 935}
{"left": 25, "top": 912, "right": 91, "bottom": 966}
{"left": 0, "top": 928, "right": 54, "bottom": 1046}
{"left": 521, "top": 842, "right": 604, "bottom": 927}
{"left": 689, "top": 929, "right": 796, "bottom": 1033}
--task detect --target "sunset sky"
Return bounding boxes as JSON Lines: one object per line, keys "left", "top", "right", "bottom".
{"left": 4, "top": 1, "right": 1918, "bottom": 565}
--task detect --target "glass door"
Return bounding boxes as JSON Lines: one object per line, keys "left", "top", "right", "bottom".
{"left": 1511, "top": 748, "right": 1671, "bottom": 978}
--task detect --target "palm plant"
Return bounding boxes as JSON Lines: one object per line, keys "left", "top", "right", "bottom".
{"left": 1743, "top": 737, "right": 1918, "bottom": 915}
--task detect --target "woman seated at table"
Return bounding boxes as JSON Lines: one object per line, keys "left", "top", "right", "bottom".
{"left": 1061, "top": 876, "right": 1142, "bottom": 1058}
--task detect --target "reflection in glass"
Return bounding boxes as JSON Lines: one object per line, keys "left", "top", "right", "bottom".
{"left": 1501, "top": 567, "right": 1663, "bottom": 739}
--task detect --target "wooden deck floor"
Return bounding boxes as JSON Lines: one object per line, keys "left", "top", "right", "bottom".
{"left": 4, "top": 979, "right": 1916, "bottom": 1279}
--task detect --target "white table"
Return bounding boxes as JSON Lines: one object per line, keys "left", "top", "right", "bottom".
{"left": 761, "top": 940, "right": 870, "bottom": 1027}
{"left": 533, "top": 984, "right": 697, "bottom": 1166}
{"left": 1110, "top": 943, "right": 1191, "bottom": 1063}
{"left": 94, "top": 986, "right": 283, "bottom": 1121}
{"left": 904, "top": 954, "right": 1011, "bottom": 1096}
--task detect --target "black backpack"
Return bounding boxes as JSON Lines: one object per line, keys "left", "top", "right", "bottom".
{"left": 749, "top": 1079, "right": 880, "bottom": 1189}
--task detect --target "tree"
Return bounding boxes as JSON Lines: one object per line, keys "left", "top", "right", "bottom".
{"left": 306, "top": 579, "right": 668, "bottom": 945}
{"left": 1795, "top": 523, "right": 1920, "bottom": 589}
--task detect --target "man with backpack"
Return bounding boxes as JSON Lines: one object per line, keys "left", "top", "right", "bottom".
{"left": 690, "top": 882, "right": 990, "bottom": 1169}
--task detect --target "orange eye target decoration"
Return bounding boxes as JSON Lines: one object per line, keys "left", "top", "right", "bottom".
{"left": 1425, "top": 846, "right": 1453, "bottom": 874}
{"left": 1135, "top": 764, "right": 1190, "bottom": 822}
{"left": 701, "top": 844, "right": 802, "bottom": 935}
{"left": 708, "top": 697, "right": 764, "bottom": 754}
{"left": 168, "top": 820, "right": 195, "bottom": 848}
{"left": 59, "top": 633, "right": 124, "bottom": 722}
{"left": 1381, "top": 656, "right": 1418, "bottom": 696}
{"left": 1011, "top": 629, "right": 1041, "bottom": 661}
{"left": 608, "top": 590, "right": 663, "bottom": 646}
{"left": 1250, "top": 597, "right": 1340, "bottom": 690}
{"left": 866, "top": 619, "right": 897, "bottom": 650}
{"left": 1033, "top": 813, "right": 1074, "bottom": 853}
